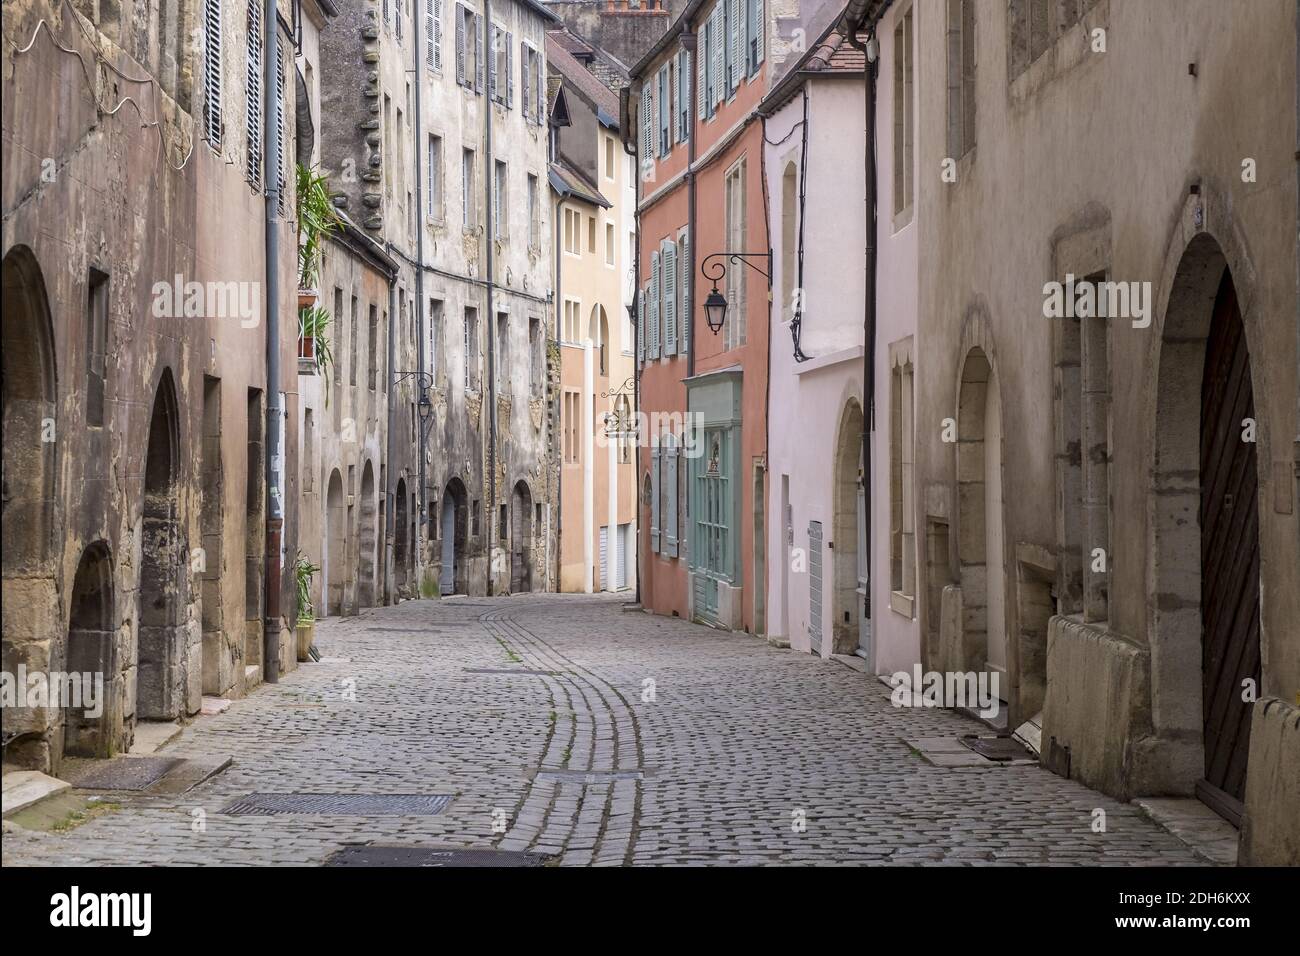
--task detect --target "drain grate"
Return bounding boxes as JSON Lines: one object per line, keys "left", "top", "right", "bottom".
{"left": 535, "top": 769, "right": 643, "bottom": 784}
{"left": 463, "top": 667, "right": 558, "bottom": 676}
{"left": 365, "top": 627, "right": 447, "bottom": 634}
{"left": 959, "top": 735, "right": 1033, "bottom": 762}
{"left": 220, "top": 793, "right": 453, "bottom": 816}
{"left": 63, "top": 756, "right": 184, "bottom": 791}
{"left": 326, "top": 845, "right": 546, "bottom": 867}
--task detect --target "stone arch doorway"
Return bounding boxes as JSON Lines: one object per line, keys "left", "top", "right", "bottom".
{"left": 65, "top": 542, "right": 116, "bottom": 757}
{"left": 139, "top": 370, "right": 186, "bottom": 721}
{"left": 956, "top": 347, "right": 1007, "bottom": 691}
{"left": 511, "top": 480, "right": 534, "bottom": 593}
{"left": 326, "top": 469, "right": 345, "bottom": 615}
{"left": 394, "top": 477, "right": 409, "bottom": 596}
{"left": 588, "top": 304, "right": 609, "bottom": 376}
{"left": 357, "top": 460, "right": 377, "bottom": 607}
{"left": 1, "top": 245, "right": 59, "bottom": 768}
{"left": 832, "top": 399, "right": 865, "bottom": 656}
{"left": 1152, "top": 236, "right": 1261, "bottom": 823}
{"left": 440, "top": 477, "right": 468, "bottom": 596}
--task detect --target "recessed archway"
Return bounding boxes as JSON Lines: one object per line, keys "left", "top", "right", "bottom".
{"left": 325, "top": 469, "right": 345, "bottom": 615}
{"left": 831, "top": 399, "right": 864, "bottom": 656}
{"left": 357, "top": 460, "right": 377, "bottom": 607}
{"left": 65, "top": 542, "right": 115, "bottom": 757}
{"left": 394, "top": 477, "right": 409, "bottom": 596}
{"left": 511, "top": 480, "right": 534, "bottom": 593}
{"left": 440, "top": 477, "right": 468, "bottom": 596}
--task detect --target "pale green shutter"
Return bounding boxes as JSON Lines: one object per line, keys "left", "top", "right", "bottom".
{"left": 665, "top": 435, "right": 679, "bottom": 557}
{"left": 663, "top": 240, "right": 677, "bottom": 356}
{"left": 650, "top": 445, "right": 661, "bottom": 552}
{"left": 649, "top": 250, "right": 661, "bottom": 359}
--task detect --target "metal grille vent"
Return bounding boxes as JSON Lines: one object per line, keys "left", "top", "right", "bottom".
{"left": 220, "top": 793, "right": 453, "bottom": 816}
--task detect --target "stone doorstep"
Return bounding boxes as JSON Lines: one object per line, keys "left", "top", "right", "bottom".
{"left": 200, "top": 696, "right": 231, "bottom": 717}
{"left": 129, "top": 720, "right": 183, "bottom": 755}
{"left": 1, "top": 770, "right": 71, "bottom": 818}
{"left": 1135, "top": 798, "right": 1241, "bottom": 866}
{"left": 829, "top": 653, "right": 869, "bottom": 674}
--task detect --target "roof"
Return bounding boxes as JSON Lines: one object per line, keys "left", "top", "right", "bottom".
{"left": 520, "top": 0, "right": 562, "bottom": 25}
{"left": 758, "top": 22, "right": 869, "bottom": 115}
{"left": 546, "top": 32, "right": 622, "bottom": 124}
{"left": 548, "top": 160, "right": 611, "bottom": 208}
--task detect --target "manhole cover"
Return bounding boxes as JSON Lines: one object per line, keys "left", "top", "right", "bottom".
{"left": 365, "top": 627, "right": 446, "bottom": 633}
{"left": 959, "top": 735, "right": 1033, "bottom": 762}
{"left": 325, "top": 846, "right": 546, "bottom": 867}
{"left": 63, "top": 756, "right": 184, "bottom": 791}
{"left": 219, "top": 793, "right": 453, "bottom": 816}
{"left": 535, "top": 769, "right": 643, "bottom": 784}
{"left": 463, "top": 668, "right": 558, "bottom": 676}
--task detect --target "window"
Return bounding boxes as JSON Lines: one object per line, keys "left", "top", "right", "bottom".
{"left": 677, "top": 230, "right": 690, "bottom": 353}
{"left": 529, "top": 317, "right": 543, "bottom": 399}
{"left": 368, "top": 304, "right": 378, "bottom": 390}
{"left": 947, "top": 0, "right": 976, "bottom": 159}
{"left": 893, "top": 5, "right": 914, "bottom": 217}
{"left": 563, "top": 297, "right": 581, "bottom": 343}
{"left": 488, "top": 24, "right": 513, "bottom": 106}
{"left": 332, "top": 288, "right": 343, "bottom": 388}
{"left": 472, "top": 499, "right": 481, "bottom": 536}
{"left": 202, "top": 0, "right": 222, "bottom": 148}
{"left": 349, "top": 295, "right": 359, "bottom": 386}
{"left": 427, "top": 134, "right": 443, "bottom": 219}
{"left": 462, "top": 148, "right": 476, "bottom": 228}
{"left": 455, "top": 3, "right": 483, "bottom": 92}
{"left": 499, "top": 503, "right": 508, "bottom": 540}
{"left": 746, "top": 0, "right": 764, "bottom": 76}
{"left": 496, "top": 311, "right": 509, "bottom": 395}
{"left": 520, "top": 42, "right": 543, "bottom": 125}
{"left": 605, "top": 136, "right": 615, "bottom": 179}
{"left": 890, "top": 339, "right": 915, "bottom": 612}
{"left": 563, "top": 207, "right": 582, "bottom": 256}
{"left": 245, "top": 0, "right": 263, "bottom": 188}
{"left": 724, "top": 159, "right": 746, "bottom": 349}
{"left": 464, "top": 306, "right": 479, "bottom": 390}
{"left": 658, "top": 64, "right": 671, "bottom": 156}
{"left": 781, "top": 162, "right": 797, "bottom": 322}
{"left": 677, "top": 49, "right": 691, "bottom": 141}
{"left": 587, "top": 216, "right": 596, "bottom": 255}
{"left": 605, "top": 221, "right": 615, "bottom": 267}
{"left": 493, "top": 160, "right": 507, "bottom": 237}
{"left": 426, "top": 0, "right": 443, "bottom": 71}
{"left": 527, "top": 173, "right": 540, "bottom": 248}
{"left": 86, "top": 268, "right": 108, "bottom": 426}
{"left": 563, "top": 390, "right": 581, "bottom": 463}
{"left": 430, "top": 298, "right": 444, "bottom": 384}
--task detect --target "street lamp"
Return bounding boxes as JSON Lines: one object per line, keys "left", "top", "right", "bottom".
{"left": 699, "top": 251, "right": 772, "bottom": 336}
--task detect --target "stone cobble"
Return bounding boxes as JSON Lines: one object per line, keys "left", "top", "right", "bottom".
{"left": 2, "top": 594, "right": 1205, "bottom": 866}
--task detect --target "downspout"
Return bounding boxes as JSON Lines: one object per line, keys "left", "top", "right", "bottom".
{"left": 413, "top": 0, "right": 428, "bottom": 582}
{"left": 385, "top": 260, "right": 398, "bottom": 604}
{"left": 554, "top": 182, "right": 563, "bottom": 592}
{"left": 262, "top": 0, "right": 284, "bottom": 684}
{"left": 1294, "top": 0, "right": 1299, "bottom": 528}
{"left": 483, "top": 0, "right": 497, "bottom": 596}
{"left": 846, "top": 16, "right": 878, "bottom": 638}
{"left": 619, "top": 84, "right": 642, "bottom": 605}
{"left": 683, "top": 30, "right": 697, "bottom": 381}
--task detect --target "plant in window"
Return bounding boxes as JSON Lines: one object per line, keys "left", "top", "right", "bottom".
{"left": 296, "top": 162, "right": 342, "bottom": 303}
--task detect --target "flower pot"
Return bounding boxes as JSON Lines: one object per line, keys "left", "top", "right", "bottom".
{"left": 297, "top": 289, "right": 318, "bottom": 309}
{"left": 295, "top": 620, "right": 315, "bottom": 662}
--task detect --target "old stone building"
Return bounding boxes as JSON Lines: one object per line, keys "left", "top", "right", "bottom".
{"left": 317, "top": 0, "right": 558, "bottom": 598}
{"left": 2, "top": 0, "right": 302, "bottom": 772}
{"left": 892, "top": 0, "right": 1299, "bottom": 861}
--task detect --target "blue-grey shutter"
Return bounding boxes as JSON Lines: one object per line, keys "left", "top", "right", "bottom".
{"left": 662, "top": 240, "right": 677, "bottom": 356}
{"left": 650, "top": 446, "right": 661, "bottom": 552}
{"left": 649, "top": 250, "right": 661, "bottom": 359}
{"left": 488, "top": 25, "right": 498, "bottom": 100}
{"left": 710, "top": 6, "right": 724, "bottom": 109}
{"left": 751, "top": 0, "right": 764, "bottom": 72}
{"left": 679, "top": 49, "right": 690, "bottom": 140}
{"left": 475, "top": 14, "right": 484, "bottom": 93}
{"left": 455, "top": 4, "right": 465, "bottom": 84}
{"left": 729, "top": 0, "right": 742, "bottom": 94}
{"left": 640, "top": 85, "right": 652, "bottom": 170}
{"left": 696, "top": 31, "right": 707, "bottom": 120}
{"left": 665, "top": 436, "right": 679, "bottom": 556}
{"left": 521, "top": 42, "right": 530, "bottom": 118}
{"left": 508, "top": 33, "right": 515, "bottom": 107}
{"left": 680, "top": 233, "right": 690, "bottom": 353}
{"left": 636, "top": 287, "right": 645, "bottom": 363}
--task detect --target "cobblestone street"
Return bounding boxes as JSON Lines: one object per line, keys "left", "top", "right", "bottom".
{"left": 3, "top": 595, "right": 1205, "bottom": 866}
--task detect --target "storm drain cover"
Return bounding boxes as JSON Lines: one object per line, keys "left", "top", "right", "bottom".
{"left": 535, "top": 769, "right": 643, "bottom": 784}
{"left": 365, "top": 627, "right": 445, "bottom": 634}
{"left": 220, "top": 793, "right": 453, "bottom": 816}
{"left": 959, "top": 735, "right": 1033, "bottom": 762}
{"left": 63, "top": 756, "right": 184, "bottom": 791}
{"left": 325, "top": 846, "right": 546, "bottom": 867}
{"left": 463, "top": 667, "right": 558, "bottom": 676}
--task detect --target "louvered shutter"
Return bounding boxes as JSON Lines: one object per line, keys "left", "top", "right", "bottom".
{"left": 662, "top": 240, "right": 677, "bottom": 356}
{"left": 678, "top": 49, "right": 690, "bottom": 140}
{"left": 650, "top": 446, "right": 661, "bottom": 552}
{"left": 711, "top": 6, "right": 724, "bottom": 108}
{"left": 652, "top": 69, "right": 662, "bottom": 158}
{"left": 649, "top": 250, "right": 661, "bottom": 359}
{"left": 435, "top": 0, "right": 444, "bottom": 70}
{"left": 507, "top": 33, "right": 514, "bottom": 108}
{"left": 634, "top": 286, "right": 644, "bottom": 364}
{"left": 535, "top": 52, "right": 544, "bottom": 124}
{"left": 276, "top": 37, "right": 287, "bottom": 215}
{"left": 203, "top": 0, "right": 222, "bottom": 146}
{"left": 246, "top": 0, "right": 263, "bottom": 189}
{"left": 426, "top": 0, "right": 437, "bottom": 69}
{"left": 488, "top": 26, "right": 497, "bottom": 100}
{"left": 729, "top": 0, "right": 742, "bottom": 94}
{"left": 680, "top": 234, "right": 690, "bottom": 353}
{"left": 752, "top": 0, "right": 764, "bottom": 71}
{"left": 665, "top": 436, "right": 679, "bottom": 556}
{"left": 521, "top": 43, "right": 530, "bottom": 118}
{"left": 455, "top": 4, "right": 465, "bottom": 84}
{"left": 696, "top": 32, "right": 706, "bottom": 119}
{"left": 475, "top": 14, "right": 484, "bottom": 92}
{"left": 640, "top": 85, "right": 652, "bottom": 169}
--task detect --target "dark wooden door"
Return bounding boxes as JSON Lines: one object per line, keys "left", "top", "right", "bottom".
{"left": 1198, "top": 269, "right": 1261, "bottom": 824}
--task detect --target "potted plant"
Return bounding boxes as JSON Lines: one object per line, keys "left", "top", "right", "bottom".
{"left": 298, "top": 304, "right": 334, "bottom": 377}
{"left": 294, "top": 551, "right": 320, "bottom": 662}
{"left": 296, "top": 163, "right": 341, "bottom": 308}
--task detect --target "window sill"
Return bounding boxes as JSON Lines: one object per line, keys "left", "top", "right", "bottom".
{"left": 890, "top": 590, "right": 915, "bottom": 619}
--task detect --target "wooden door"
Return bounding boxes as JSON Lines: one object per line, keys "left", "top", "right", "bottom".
{"left": 1198, "top": 269, "right": 1260, "bottom": 824}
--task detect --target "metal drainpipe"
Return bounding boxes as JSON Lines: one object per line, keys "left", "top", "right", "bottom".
{"left": 385, "top": 256, "right": 398, "bottom": 604}
{"left": 412, "top": 0, "right": 428, "bottom": 586}
{"left": 847, "top": 23, "right": 878, "bottom": 638}
{"left": 621, "top": 86, "right": 642, "bottom": 606}
{"left": 262, "top": 0, "right": 283, "bottom": 684}
{"left": 553, "top": 187, "right": 563, "bottom": 592}
{"left": 483, "top": 0, "right": 497, "bottom": 597}
{"left": 683, "top": 31, "right": 697, "bottom": 381}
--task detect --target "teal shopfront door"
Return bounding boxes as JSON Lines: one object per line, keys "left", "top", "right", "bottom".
{"left": 693, "top": 427, "right": 732, "bottom": 624}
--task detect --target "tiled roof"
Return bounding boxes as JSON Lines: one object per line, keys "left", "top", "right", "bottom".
{"left": 549, "top": 160, "right": 611, "bottom": 208}
{"left": 546, "top": 33, "right": 622, "bottom": 123}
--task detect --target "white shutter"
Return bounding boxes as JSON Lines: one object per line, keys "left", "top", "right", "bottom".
{"left": 649, "top": 250, "right": 661, "bottom": 359}
{"left": 653, "top": 68, "right": 662, "bottom": 157}
{"left": 711, "top": 6, "right": 724, "bottom": 108}
{"left": 488, "top": 25, "right": 498, "bottom": 100}
{"left": 426, "top": 0, "right": 437, "bottom": 69}
{"left": 245, "top": 0, "right": 263, "bottom": 189}
{"left": 202, "top": 0, "right": 222, "bottom": 147}
{"left": 507, "top": 33, "right": 514, "bottom": 108}
{"left": 521, "top": 44, "right": 530, "bottom": 119}
{"left": 678, "top": 49, "right": 690, "bottom": 140}
{"left": 650, "top": 446, "right": 661, "bottom": 553}
{"left": 662, "top": 240, "right": 677, "bottom": 356}
{"left": 475, "top": 14, "right": 484, "bottom": 92}
{"left": 696, "top": 32, "right": 707, "bottom": 120}
{"left": 536, "top": 51, "right": 544, "bottom": 124}
{"left": 680, "top": 233, "right": 690, "bottom": 352}
{"left": 665, "top": 436, "right": 679, "bottom": 556}
{"left": 455, "top": 4, "right": 465, "bottom": 84}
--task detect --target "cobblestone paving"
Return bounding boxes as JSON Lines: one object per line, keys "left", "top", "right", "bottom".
{"left": 2, "top": 594, "right": 1206, "bottom": 866}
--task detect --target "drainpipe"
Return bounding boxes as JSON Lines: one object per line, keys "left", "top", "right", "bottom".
{"left": 682, "top": 30, "right": 697, "bottom": 381}
{"left": 413, "top": 0, "right": 428, "bottom": 583}
{"left": 846, "top": 10, "right": 880, "bottom": 647}
{"left": 385, "top": 260, "right": 398, "bottom": 604}
{"left": 620, "top": 84, "right": 642, "bottom": 605}
{"left": 483, "top": 0, "right": 497, "bottom": 597}
{"left": 262, "top": 0, "right": 284, "bottom": 684}
{"left": 554, "top": 187, "right": 563, "bottom": 592}
{"left": 1294, "top": 1, "right": 1299, "bottom": 527}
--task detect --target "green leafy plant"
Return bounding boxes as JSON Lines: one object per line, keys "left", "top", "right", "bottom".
{"left": 299, "top": 304, "right": 334, "bottom": 378}
{"left": 294, "top": 551, "right": 320, "bottom": 624}
{"left": 296, "top": 162, "right": 341, "bottom": 291}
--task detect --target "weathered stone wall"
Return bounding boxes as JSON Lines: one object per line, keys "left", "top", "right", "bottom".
{"left": 1239, "top": 698, "right": 1300, "bottom": 865}
{"left": 544, "top": 2, "right": 670, "bottom": 69}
